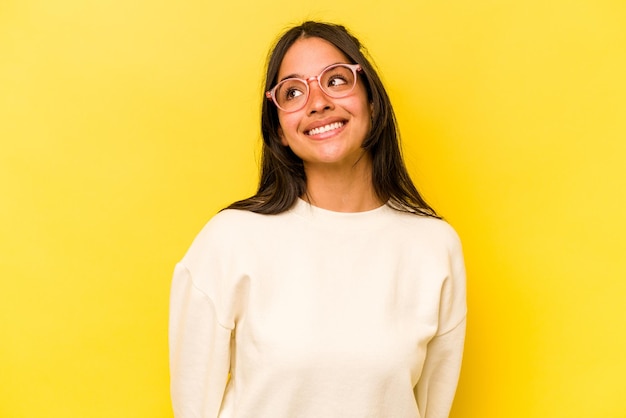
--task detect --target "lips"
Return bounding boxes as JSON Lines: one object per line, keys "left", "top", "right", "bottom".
{"left": 305, "top": 121, "right": 345, "bottom": 136}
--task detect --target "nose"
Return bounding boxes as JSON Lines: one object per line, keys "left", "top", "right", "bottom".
{"left": 305, "top": 77, "right": 333, "bottom": 114}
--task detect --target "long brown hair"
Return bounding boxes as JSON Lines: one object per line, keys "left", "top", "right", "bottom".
{"left": 226, "top": 21, "right": 439, "bottom": 218}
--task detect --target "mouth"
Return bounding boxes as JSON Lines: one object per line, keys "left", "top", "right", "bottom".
{"left": 305, "top": 121, "right": 345, "bottom": 136}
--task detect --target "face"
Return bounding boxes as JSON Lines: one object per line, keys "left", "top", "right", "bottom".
{"left": 275, "top": 37, "right": 372, "bottom": 170}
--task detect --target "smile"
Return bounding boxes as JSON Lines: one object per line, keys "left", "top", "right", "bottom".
{"left": 306, "top": 121, "right": 345, "bottom": 136}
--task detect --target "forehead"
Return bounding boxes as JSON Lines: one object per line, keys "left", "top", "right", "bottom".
{"left": 278, "top": 37, "right": 350, "bottom": 79}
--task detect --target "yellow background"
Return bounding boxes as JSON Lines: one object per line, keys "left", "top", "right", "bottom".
{"left": 1, "top": 0, "right": 625, "bottom": 417}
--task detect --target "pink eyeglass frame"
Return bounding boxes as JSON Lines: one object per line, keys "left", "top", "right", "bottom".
{"left": 265, "top": 63, "right": 363, "bottom": 112}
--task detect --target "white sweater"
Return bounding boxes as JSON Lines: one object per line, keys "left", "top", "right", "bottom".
{"left": 169, "top": 199, "right": 466, "bottom": 418}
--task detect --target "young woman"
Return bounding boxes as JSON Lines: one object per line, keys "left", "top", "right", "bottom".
{"left": 169, "top": 21, "right": 466, "bottom": 418}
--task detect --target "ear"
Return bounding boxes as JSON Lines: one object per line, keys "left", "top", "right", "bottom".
{"left": 278, "top": 127, "right": 288, "bottom": 146}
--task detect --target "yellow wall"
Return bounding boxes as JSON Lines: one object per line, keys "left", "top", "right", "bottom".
{"left": 1, "top": 1, "right": 625, "bottom": 417}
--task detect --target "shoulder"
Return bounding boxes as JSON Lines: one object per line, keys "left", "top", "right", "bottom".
{"left": 199, "top": 208, "right": 267, "bottom": 236}
{"left": 179, "top": 208, "right": 291, "bottom": 266}
{"left": 387, "top": 208, "right": 462, "bottom": 252}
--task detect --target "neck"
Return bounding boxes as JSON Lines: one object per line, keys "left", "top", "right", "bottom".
{"left": 302, "top": 153, "right": 382, "bottom": 212}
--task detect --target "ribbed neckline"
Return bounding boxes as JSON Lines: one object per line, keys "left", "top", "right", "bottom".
{"left": 290, "top": 198, "right": 394, "bottom": 231}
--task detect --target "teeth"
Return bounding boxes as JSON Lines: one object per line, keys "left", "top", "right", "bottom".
{"left": 307, "top": 122, "right": 344, "bottom": 136}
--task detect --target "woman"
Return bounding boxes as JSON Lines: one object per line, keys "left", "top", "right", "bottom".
{"left": 169, "top": 21, "right": 466, "bottom": 418}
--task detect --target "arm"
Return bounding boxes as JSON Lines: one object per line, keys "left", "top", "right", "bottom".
{"left": 416, "top": 228, "right": 467, "bottom": 418}
{"left": 415, "top": 318, "right": 466, "bottom": 418}
{"left": 169, "top": 263, "right": 232, "bottom": 418}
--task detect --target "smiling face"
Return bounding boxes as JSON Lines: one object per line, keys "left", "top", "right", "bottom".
{"left": 276, "top": 37, "right": 372, "bottom": 170}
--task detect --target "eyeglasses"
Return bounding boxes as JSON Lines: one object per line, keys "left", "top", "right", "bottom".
{"left": 265, "top": 63, "right": 362, "bottom": 112}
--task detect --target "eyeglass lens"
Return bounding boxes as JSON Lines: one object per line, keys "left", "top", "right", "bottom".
{"left": 274, "top": 65, "right": 356, "bottom": 111}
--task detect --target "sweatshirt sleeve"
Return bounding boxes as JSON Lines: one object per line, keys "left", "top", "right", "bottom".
{"left": 415, "top": 227, "right": 467, "bottom": 418}
{"left": 415, "top": 318, "right": 466, "bottom": 418}
{"left": 169, "top": 263, "right": 232, "bottom": 418}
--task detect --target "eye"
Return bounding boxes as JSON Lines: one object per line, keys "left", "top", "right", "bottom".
{"left": 275, "top": 79, "right": 307, "bottom": 105}
{"left": 284, "top": 87, "right": 305, "bottom": 101}
{"left": 327, "top": 75, "right": 348, "bottom": 88}
{"left": 321, "top": 65, "right": 355, "bottom": 93}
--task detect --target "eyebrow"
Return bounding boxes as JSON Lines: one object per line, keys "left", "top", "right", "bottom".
{"left": 277, "top": 62, "right": 348, "bottom": 83}
{"left": 278, "top": 73, "right": 303, "bottom": 83}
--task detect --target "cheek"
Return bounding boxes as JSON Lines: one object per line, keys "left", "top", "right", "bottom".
{"left": 351, "top": 100, "right": 373, "bottom": 128}
{"left": 277, "top": 114, "right": 299, "bottom": 146}
{"left": 277, "top": 127, "right": 287, "bottom": 146}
